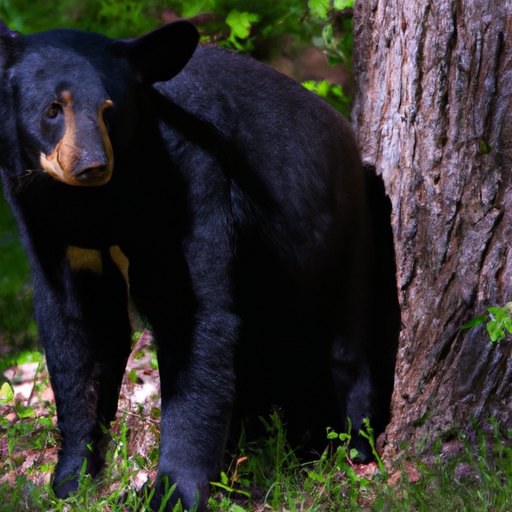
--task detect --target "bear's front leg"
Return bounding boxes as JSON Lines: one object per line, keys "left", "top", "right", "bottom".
{"left": 32, "top": 246, "right": 132, "bottom": 498}
{"left": 152, "top": 308, "right": 237, "bottom": 512}
{"left": 126, "top": 229, "right": 238, "bottom": 512}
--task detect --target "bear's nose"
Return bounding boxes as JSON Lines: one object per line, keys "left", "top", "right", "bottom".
{"left": 75, "top": 163, "right": 109, "bottom": 183}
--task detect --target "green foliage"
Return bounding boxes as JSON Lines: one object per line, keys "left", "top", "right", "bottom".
{"left": 221, "top": 410, "right": 301, "bottom": 508}
{"left": 307, "top": 0, "right": 354, "bottom": 72}
{"left": 325, "top": 419, "right": 387, "bottom": 507}
{"left": 210, "top": 472, "right": 251, "bottom": 511}
{"left": 309, "top": 0, "right": 354, "bottom": 20}
{"left": 314, "top": 17, "right": 353, "bottom": 72}
{"left": 334, "top": 0, "right": 355, "bottom": 9}
{"left": 213, "top": 0, "right": 310, "bottom": 51}
{"left": 308, "top": 0, "right": 330, "bottom": 20}
{"left": 224, "top": 9, "right": 260, "bottom": 51}
{"left": 302, "top": 79, "right": 352, "bottom": 118}
{"left": 0, "top": 0, "right": 166, "bottom": 36}
{"left": 0, "top": 0, "right": 354, "bottom": 75}
{"left": 461, "top": 302, "right": 512, "bottom": 345}
{"left": 178, "top": 0, "right": 215, "bottom": 18}
{"left": 0, "top": 0, "right": 308, "bottom": 48}
{"left": 0, "top": 0, "right": 68, "bottom": 33}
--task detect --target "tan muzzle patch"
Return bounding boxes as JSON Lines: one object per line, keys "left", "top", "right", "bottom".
{"left": 40, "top": 95, "right": 114, "bottom": 187}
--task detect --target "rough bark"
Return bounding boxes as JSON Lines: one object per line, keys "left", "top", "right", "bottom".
{"left": 352, "top": 0, "right": 512, "bottom": 454}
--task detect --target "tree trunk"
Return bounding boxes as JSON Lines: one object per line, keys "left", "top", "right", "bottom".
{"left": 352, "top": 0, "right": 512, "bottom": 455}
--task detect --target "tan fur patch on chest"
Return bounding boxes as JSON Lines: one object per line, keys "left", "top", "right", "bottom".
{"left": 66, "top": 245, "right": 130, "bottom": 286}
{"left": 110, "top": 245, "right": 129, "bottom": 286}
{"left": 66, "top": 246, "right": 103, "bottom": 274}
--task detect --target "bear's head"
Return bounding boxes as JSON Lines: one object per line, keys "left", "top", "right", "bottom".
{"left": 0, "top": 20, "right": 198, "bottom": 187}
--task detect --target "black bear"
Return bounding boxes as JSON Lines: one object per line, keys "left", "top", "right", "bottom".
{"left": 0, "top": 18, "right": 399, "bottom": 511}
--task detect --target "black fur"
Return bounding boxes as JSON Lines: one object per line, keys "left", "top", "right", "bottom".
{"left": 0, "top": 19, "right": 400, "bottom": 511}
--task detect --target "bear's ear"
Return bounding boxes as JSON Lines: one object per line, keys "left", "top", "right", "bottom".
{"left": 111, "top": 20, "right": 199, "bottom": 85}
{"left": 0, "top": 19, "right": 21, "bottom": 69}
{"left": 0, "top": 19, "right": 21, "bottom": 39}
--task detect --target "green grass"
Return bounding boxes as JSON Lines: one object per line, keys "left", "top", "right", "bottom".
{"left": 1, "top": 355, "right": 512, "bottom": 512}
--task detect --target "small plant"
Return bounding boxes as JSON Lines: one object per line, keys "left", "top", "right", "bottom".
{"left": 461, "top": 302, "right": 512, "bottom": 345}
{"left": 209, "top": 469, "right": 251, "bottom": 511}
{"left": 360, "top": 418, "right": 388, "bottom": 477}
{"left": 330, "top": 429, "right": 369, "bottom": 504}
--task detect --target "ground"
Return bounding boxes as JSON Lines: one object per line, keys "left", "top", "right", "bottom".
{"left": 2, "top": 330, "right": 506, "bottom": 512}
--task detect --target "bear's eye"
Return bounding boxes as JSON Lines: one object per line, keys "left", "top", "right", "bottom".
{"left": 47, "top": 102, "right": 62, "bottom": 119}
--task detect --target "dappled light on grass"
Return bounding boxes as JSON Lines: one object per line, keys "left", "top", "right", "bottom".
{"left": 0, "top": 351, "right": 57, "bottom": 492}
{"left": 0, "top": 330, "right": 164, "bottom": 510}
{"left": 2, "top": 333, "right": 512, "bottom": 510}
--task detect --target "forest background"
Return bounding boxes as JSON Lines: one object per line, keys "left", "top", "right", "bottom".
{"left": 1, "top": 0, "right": 512, "bottom": 511}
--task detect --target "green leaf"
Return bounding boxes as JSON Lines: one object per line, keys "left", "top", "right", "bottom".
{"left": 322, "top": 23, "right": 333, "bottom": 45}
{"left": 211, "top": 481, "right": 233, "bottom": 492}
{"left": 210, "top": 481, "right": 251, "bottom": 499}
{"left": 228, "top": 505, "right": 248, "bottom": 512}
{"left": 16, "top": 351, "right": 42, "bottom": 365}
{"left": 327, "top": 54, "right": 342, "bottom": 66}
{"left": 316, "top": 80, "right": 331, "bottom": 97}
{"left": 301, "top": 80, "right": 317, "bottom": 92}
{"left": 460, "top": 315, "right": 488, "bottom": 330}
{"left": 334, "top": 0, "right": 355, "bottom": 9}
{"left": 128, "top": 369, "right": 137, "bottom": 384}
{"left": 349, "top": 448, "right": 359, "bottom": 459}
{"left": 16, "top": 405, "right": 36, "bottom": 419}
{"left": 329, "top": 84, "right": 342, "bottom": 98}
{"left": 487, "top": 321, "right": 504, "bottom": 343}
{"left": 308, "top": 0, "right": 330, "bottom": 20}
{"left": 487, "top": 319, "right": 497, "bottom": 332}
{"left": 308, "top": 471, "right": 326, "bottom": 483}
{"left": 181, "top": 0, "right": 215, "bottom": 18}
{"left": 0, "top": 381, "right": 14, "bottom": 405}
{"left": 480, "top": 141, "right": 490, "bottom": 154}
{"left": 225, "top": 10, "right": 260, "bottom": 41}
{"left": 262, "top": 24, "right": 273, "bottom": 37}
